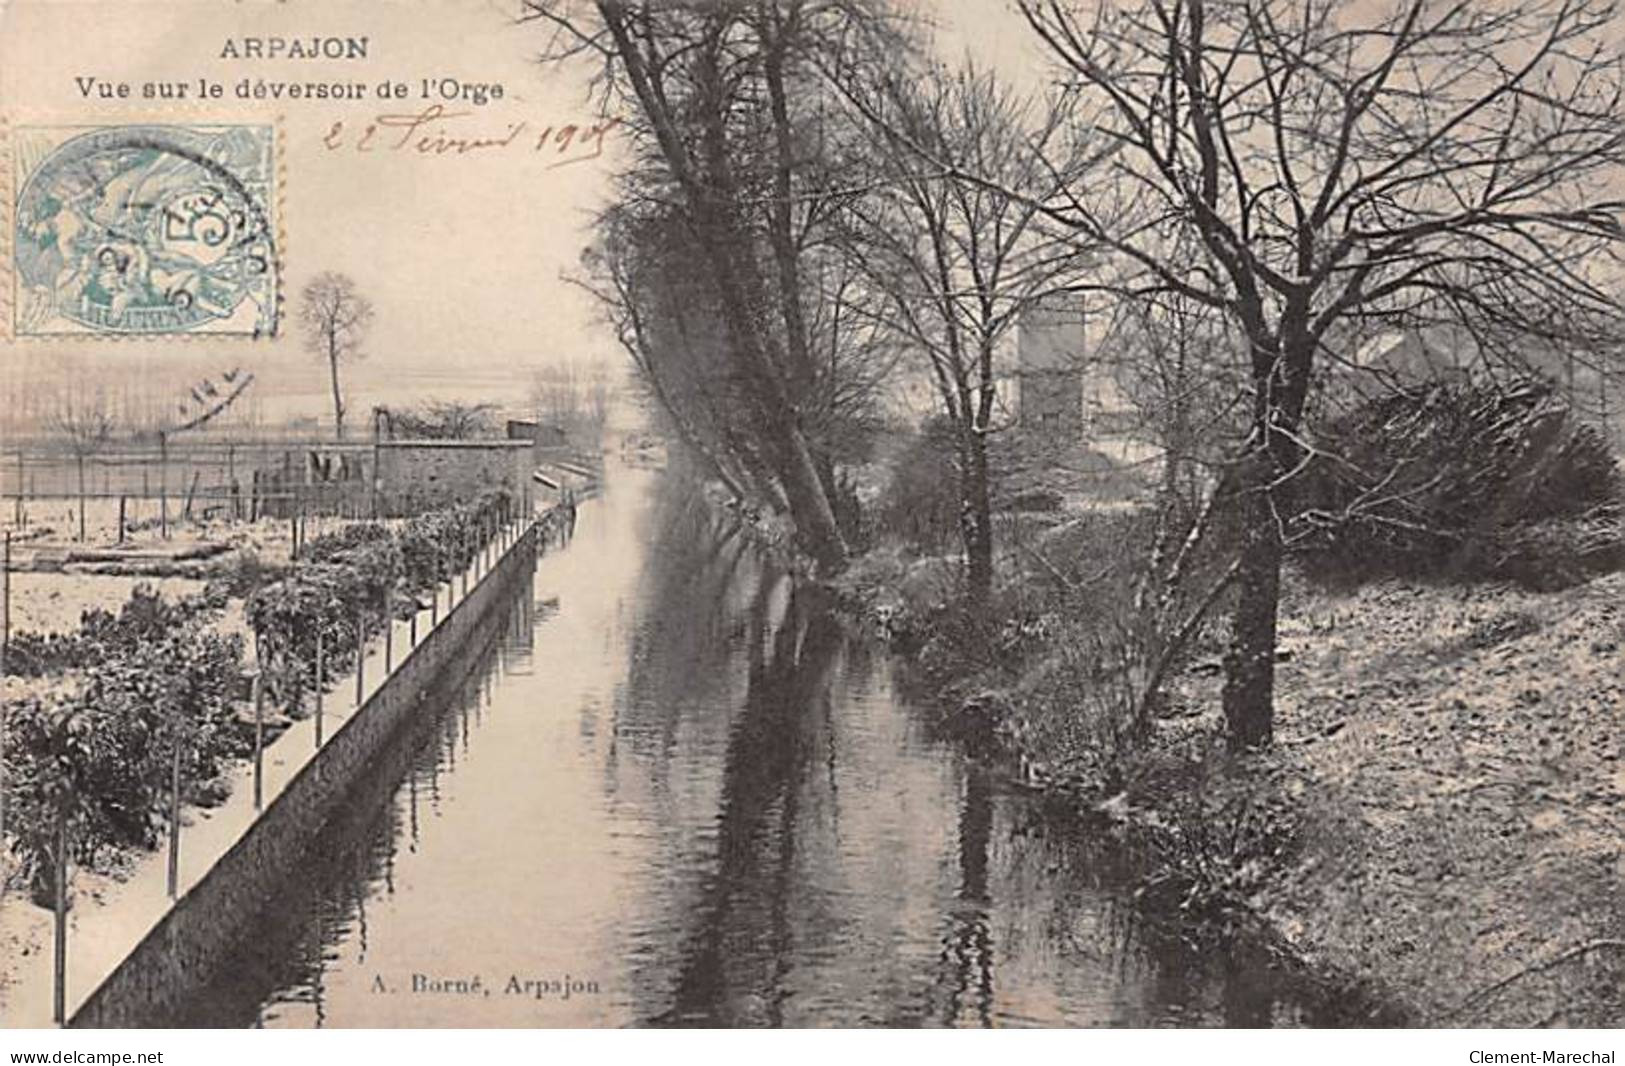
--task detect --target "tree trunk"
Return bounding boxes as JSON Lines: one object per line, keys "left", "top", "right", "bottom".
{"left": 328, "top": 343, "right": 346, "bottom": 442}
{"left": 627, "top": 291, "right": 753, "bottom": 505}
{"left": 761, "top": 21, "right": 819, "bottom": 400}
{"left": 772, "top": 412, "right": 849, "bottom": 573}
{"left": 52, "top": 809, "right": 68, "bottom": 1024}
{"left": 167, "top": 739, "right": 181, "bottom": 898}
{"left": 1220, "top": 444, "right": 1280, "bottom": 750}
{"left": 688, "top": 137, "right": 845, "bottom": 569}
{"left": 76, "top": 454, "right": 86, "bottom": 543}
{"left": 1221, "top": 329, "right": 1312, "bottom": 752}
{"left": 961, "top": 428, "right": 994, "bottom": 608}
{"left": 597, "top": 2, "right": 848, "bottom": 573}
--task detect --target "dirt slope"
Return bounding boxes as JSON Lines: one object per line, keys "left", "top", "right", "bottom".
{"left": 1260, "top": 572, "right": 1625, "bottom": 1026}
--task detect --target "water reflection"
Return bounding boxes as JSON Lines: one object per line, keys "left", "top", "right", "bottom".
{"left": 184, "top": 463, "right": 1366, "bottom": 1028}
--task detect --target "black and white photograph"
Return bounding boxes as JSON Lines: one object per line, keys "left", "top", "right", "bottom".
{"left": 0, "top": 0, "right": 1622, "bottom": 1041}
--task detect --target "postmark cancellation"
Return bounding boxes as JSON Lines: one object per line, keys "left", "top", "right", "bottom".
{"left": 8, "top": 121, "right": 280, "bottom": 339}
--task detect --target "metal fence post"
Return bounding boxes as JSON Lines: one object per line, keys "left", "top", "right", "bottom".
{"left": 52, "top": 810, "right": 68, "bottom": 1025}
{"left": 159, "top": 432, "right": 169, "bottom": 540}
{"left": 252, "top": 673, "right": 264, "bottom": 811}
{"left": 167, "top": 738, "right": 182, "bottom": 898}
{"left": 355, "top": 610, "right": 366, "bottom": 706}
{"left": 76, "top": 455, "right": 86, "bottom": 543}
{"left": 315, "top": 630, "right": 325, "bottom": 749}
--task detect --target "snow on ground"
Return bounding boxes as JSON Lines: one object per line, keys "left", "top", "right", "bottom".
{"left": 1259, "top": 571, "right": 1625, "bottom": 1026}
{"left": 4, "top": 572, "right": 207, "bottom": 637}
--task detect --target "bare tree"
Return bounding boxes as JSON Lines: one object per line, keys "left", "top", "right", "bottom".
{"left": 581, "top": 204, "right": 787, "bottom": 509}
{"left": 386, "top": 400, "right": 499, "bottom": 440}
{"left": 838, "top": 61, "right": 1093, "bottom": 605}
{"left": 1102, "top": 278, "right": 1242, "bottom": 531}
{"left": 1017, "top": 0, "right": 1625, "bottom": 749}
{"left": 531, "top": 362, "right": 610, "bottom": 443}
{"left": 298, "top": 272, "right": 374, "bottom": 441}
{"left": 50, "top": 386, "right": 117, "bottom": 542}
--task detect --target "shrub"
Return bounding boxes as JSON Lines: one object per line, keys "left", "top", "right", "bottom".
{"left": 301, "top": 521, "right": 392, "bottom": 563}
{"left": 206, "top": 547, "right": 285, "bottom": 600}
{"left": 4, "top": 493, "right": 515, "bottom": 900}
{"left": 3, "top": 584, "right": 222, "bottom": 677}
{"left": 874, "top": 420, "right": 962, "bottom": 554}
{"left": 1007, "top": 489, "right": 1063, "bottom": 513}
{"left": 5, "top": 624, "right": 244, "bottom": 904}
{"left": 246, "top": 562, "right": 380, "bottom": 710}
{"left": 1483, "top": 512, "right": 1625, "bottom": 591}
{"left": 3, "top": 631, "right": 87, "bottom": 677}
{"left": 398, "top": 506, "right": 478, "bottom": 593}
{"left": 1297, "top": 378, "right": 1622, "bottom": 587}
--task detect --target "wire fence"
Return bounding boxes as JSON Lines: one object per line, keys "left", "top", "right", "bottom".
{"left": 0, "top": 438, "right": 554, "bottom": 544}
{"left": 3, "top": 441, "right": 383, "bottom": 530}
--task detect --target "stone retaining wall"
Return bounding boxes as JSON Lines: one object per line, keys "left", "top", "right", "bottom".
{"left": 67, "top": 522, "right": 540, "bottom": 1028}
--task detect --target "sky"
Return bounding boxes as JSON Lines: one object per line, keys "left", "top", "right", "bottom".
{"left": 0, "top": 0, "right": 635, "bottom": 428}
{"left": 15, "top": 0, "right": 1597, "bottom": 434}
{"left": 0, "top": 0, "right": 1050, "bottom": 432}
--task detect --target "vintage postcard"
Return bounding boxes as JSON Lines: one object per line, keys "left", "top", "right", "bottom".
{"left": 0, "top": 0, "right": 1622, "bottom": 1043}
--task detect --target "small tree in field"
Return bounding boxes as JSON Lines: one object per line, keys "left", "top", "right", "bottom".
{"left": 50, "top": 386, "right": 116, "bottom": 542}
{"left": 299, "top": 273, "right": 374, "bottom": 441}
{"left": 1018, "top": 0, "right": 1625, "bottom": 750}
{"left": 389, "top": 399, "right": 499, "bottom": 440}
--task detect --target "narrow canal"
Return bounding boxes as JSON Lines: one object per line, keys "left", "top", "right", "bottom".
{"left": 184, "top": 462, "right": 1350, "bottom": 1028}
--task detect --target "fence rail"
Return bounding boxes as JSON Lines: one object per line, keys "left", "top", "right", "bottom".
{"left": 3, "top": 442, "right": 391, "bottom": 532}
{"left": 4, "top": 438, "right": 542, "bottom": 536}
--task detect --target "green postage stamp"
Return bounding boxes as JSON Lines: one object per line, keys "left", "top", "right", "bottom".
{"left": 10, "top": 122, "right": 280, "bottom": 338}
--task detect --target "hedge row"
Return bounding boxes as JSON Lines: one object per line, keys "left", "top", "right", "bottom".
{"left": 3, "top": 490, "right": 513, "bottom": 905}
{"left": 1297, "top": 379, "right": 1622, "bottom": 588}
{"left": 246, "top": 490, "right": 512, "bottom": 710}
{"left": 2, "top": 584, "right": 229, "bottom": 678}
{"left": 3, "top": 589, "right": 244, "bottom": 902}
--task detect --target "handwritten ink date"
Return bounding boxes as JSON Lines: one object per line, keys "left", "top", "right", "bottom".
{"left": 322, "top": 105, "right": 620, "bottom": 167}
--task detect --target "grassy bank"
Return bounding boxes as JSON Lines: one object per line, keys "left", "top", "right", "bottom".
{"left": 1254, "top": 571, "right": 1624, "bottom": 1026}
{"left": 834, "top": 536, "right": 1625, "bottom": 1027}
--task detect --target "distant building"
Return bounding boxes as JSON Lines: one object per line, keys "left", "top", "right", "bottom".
{"left": 1345, "top": 327, "right": 1620, "bottom": 446}
{"left": 1017, "top": 294, "right": 1086, "bottom": 438}
{"left": 506, "top": 419, "right": 568, "bottom": 447}
{"left": 1347, "top": 329, "right": 1472, "bottom": 390}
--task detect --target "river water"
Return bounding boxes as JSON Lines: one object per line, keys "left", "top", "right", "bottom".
{"left": 184, "top": 462, "right": 1351, "bottom": 1028}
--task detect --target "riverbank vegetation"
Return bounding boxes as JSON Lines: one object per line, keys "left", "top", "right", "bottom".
{"left": 530, "top": 0, "right": 1625, "bottom": 1025}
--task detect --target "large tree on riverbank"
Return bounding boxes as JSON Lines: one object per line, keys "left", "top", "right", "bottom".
{"left": 524, "top": 0, "right": 901, "bottom": 572}
{"left": 1017, "top": 0, "right": 1625, "bottom": 749}
{"left": 583, "top": 204, "right": 785, "bottom": 509}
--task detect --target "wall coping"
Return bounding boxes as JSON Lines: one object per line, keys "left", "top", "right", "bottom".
{"left": 377, "top": 440, "right": 532, "bottom": 450}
